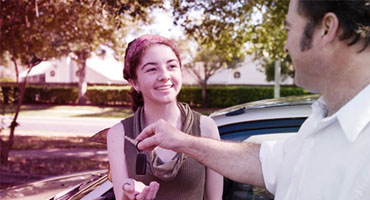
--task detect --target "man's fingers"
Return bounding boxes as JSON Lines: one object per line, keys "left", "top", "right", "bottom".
{"left": 137, "top": 136, "right": 158, "bottom": 151}
{"left": 136, "top": 123, "right": 156, "bottom": 141}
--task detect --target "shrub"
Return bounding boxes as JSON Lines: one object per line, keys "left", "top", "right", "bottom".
{"left": 86, "top": 87, "right": 131, "bottom": 106}
{"left": 1, "top": 83, "right": 311, "bottom": 108}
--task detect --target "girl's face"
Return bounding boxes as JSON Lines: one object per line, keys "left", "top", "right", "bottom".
{"left": 129, "top": 44, "right": 182, "bottom": 105}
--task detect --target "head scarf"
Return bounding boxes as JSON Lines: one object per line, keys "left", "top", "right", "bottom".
{"left": 123, "top": 34, "right": 182, "bottom": 81}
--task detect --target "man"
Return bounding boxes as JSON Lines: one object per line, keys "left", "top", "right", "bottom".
{"left": 136, "top": 0, "right": 370, "bottom": 199}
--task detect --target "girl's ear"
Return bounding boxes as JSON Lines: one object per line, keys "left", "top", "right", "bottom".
{"left": 128, "top": 79, "right": 140, "bottom": 92}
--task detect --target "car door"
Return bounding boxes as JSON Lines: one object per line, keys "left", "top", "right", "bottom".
{"left": 219, "top": 117, "right": 307, "bottom": 200}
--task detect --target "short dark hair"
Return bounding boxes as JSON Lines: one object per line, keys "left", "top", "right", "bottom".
{"left": 297, "top": 0, "right": 370, "bottom": 52}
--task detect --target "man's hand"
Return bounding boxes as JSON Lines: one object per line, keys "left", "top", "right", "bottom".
{"left": 136, "top": 119, "right": 188, "bottom": 152}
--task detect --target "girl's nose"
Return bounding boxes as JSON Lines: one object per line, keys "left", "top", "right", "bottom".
{"left": 158, "top": 68, "right": 170, "bottom": 81}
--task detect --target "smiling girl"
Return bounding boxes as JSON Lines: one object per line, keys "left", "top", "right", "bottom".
{"left": 107, "top": 34, "right": 223, "bottom": 200}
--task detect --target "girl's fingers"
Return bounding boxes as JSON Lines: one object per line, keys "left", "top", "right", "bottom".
{"left": 146, "top": 181, "right": 160, "bottom": 199}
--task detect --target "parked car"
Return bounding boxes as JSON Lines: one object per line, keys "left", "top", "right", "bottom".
{"left": 0, "top": 95, "right": 318, "bottom": 200}
{"left": 210, "top": 95, "right": 317, "bottom": 200}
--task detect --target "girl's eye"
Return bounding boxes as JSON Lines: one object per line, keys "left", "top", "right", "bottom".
{"left": 145, "top": 68, "right": 156, "bottom": 73}
{"left": 169, "top": 64, "right": 178, "bottom": 69}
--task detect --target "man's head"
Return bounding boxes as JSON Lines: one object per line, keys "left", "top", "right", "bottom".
{"left": 284, "top": 0, "right": 370, "bottom": 92}
{"left": 297, "top": 0, "right": 370, "bottom": 52}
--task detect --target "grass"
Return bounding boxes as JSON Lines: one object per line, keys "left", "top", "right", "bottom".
{"left": 0, "top": 135, "right": 109, "bottom": 189}
{"left": 1, "top": 135, "right": 106, "bottom": 150}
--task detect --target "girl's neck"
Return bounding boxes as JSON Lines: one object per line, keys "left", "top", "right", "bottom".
{"left": 142, "top": 101, "right": 182, "bottom": 129}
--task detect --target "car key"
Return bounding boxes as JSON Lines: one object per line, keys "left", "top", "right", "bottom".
{"left": 135, "top": 140, "right": 147, "bottom": 175}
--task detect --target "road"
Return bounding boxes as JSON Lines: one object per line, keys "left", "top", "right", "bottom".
{"left": 1, "top": 116, "right": 121, "bottom": 137}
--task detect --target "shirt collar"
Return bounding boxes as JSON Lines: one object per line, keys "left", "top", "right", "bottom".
{"left": 310, "top": 83, "right": 370, "bottom": 142}
{"left": 336, "top": 83, "right": 370, "bottom": 142}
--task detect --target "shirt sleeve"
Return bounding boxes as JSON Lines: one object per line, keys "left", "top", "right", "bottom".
{"left": 259, "top": 139, "right": 286, "bottom": 194}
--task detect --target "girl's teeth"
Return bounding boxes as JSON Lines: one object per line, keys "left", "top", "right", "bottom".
{"left": 157, "top": 85, "right": 172, "bottom": 90}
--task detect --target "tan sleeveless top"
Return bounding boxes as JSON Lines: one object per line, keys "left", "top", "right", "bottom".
{"left": 122, "top": 107, "right": 206, "bottom": 200}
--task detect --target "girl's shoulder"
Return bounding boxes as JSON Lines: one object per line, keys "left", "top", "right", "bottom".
{"left": 199, "top": 115, "right": 220, "bottom": 139}
{"left": 89, "top": 121, "right": 124, "bottom": 145}
{"left": 107, "top": 121, "right": 125, "bottom": 139}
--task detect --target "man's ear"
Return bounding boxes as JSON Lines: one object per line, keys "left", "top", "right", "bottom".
{"left": 128, "top": 79, "right": 140, "bottom": 92}
{"left": 320, "top": 12, "right": 339, "bottom": 46}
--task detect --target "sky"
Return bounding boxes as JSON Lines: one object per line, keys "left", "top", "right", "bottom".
{"left": 126, "top": 5, "right": 184, "bottom": 42}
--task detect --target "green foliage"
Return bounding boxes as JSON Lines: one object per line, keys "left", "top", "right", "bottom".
{"left": 191, "top": 44, "right": 245, "bottom": 81}
{"left": 1, "top": 85, "right": 76, "bottom": 104}
{"left": 23, "top": 86, "right": 78, "bottom": 104}
{"left": 0, "top": 0, "right": 164, "bottom": 64}
{"left": 178, "top": 86, "right": 310, "bottom": 108}
{"left": 172, "top": 0, "right": 293, "bottom": 79}
{"left": 172, "top": 0, "right": 288, "bottom": 58}
{"left": 177, "top": 86, "right": 203, "bottom": 107}
{"left": 1, "top": 84, "right": 310, "bottom": 108}
{"left": 262, "top": 56, "right": 295, "bottom": 82}
{"left": 0, "top": 0, "right": 164, "bottom": 161}
{"left": 172, "top": 1, "right": 251, "bottom": 58}
{"left": 247, "top": 0, "right": 290, "bottom": 60}
{"left": 87, "top": 87, "right": 131, "bottom": 106}
{"left": 0, "top": 86, "right": 14, "bottom": 105}
{"left": 0, "top": 77, "right": 15, "bottom": 82}
{"left": 101, "top": 0, "right": 164, "bottom": 22}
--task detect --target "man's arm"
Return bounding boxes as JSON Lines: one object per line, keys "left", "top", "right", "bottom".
{"left": 136, "top": 119, "right": 265, "bottom": 187}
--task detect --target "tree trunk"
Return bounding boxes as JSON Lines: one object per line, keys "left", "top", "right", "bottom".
{"left": 0, "top": 73, "right": 27, "bottom": 163}
{"left": 0, "top": 0, "right": 32, "bottom": 163}
{"left": 77, "top": 52, "right": 88, "bottom": 105}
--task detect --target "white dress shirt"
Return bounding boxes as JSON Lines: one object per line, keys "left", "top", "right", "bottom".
{"left": 260, "top": 83, "right": 370, "bottom": 200}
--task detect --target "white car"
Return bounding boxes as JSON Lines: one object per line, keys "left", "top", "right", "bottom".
{"left": 0, "top": 95, "right": 318, "bottom": 200}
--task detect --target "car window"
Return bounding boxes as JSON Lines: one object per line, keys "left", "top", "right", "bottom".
{"left": 219, "top": 118, "right": 306, "bottom": 141}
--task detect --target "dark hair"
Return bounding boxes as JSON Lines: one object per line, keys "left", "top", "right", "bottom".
{"left": 297, "top": 0, "right": 370, "bottom": 52}
{"left": 123, "top": 35, "right": 182, "bottom": 112}
{"left": 300, "top": 21, "right": 316, "bottom": 51}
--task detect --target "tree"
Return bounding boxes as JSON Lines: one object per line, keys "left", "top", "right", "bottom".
{"left": 184, "top": 42, "right": 244, "bottom": 107}
{"left": 171, "top": 0, "right": 293, "bottom": 82}
{"left": 0, "top": 0, "right": 163, "bottom": 163}
{"left": 0, "top": 0, "right": 45, "bottom": 163}
{"left": 261, "top": 56, "right": 294, "bottom": 82}
{"left": 171, "top": 1, "right": 249, "bottom": 107}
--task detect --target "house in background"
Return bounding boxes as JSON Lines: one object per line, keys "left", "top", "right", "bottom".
{"left": 19, "top": 47, "right": 127, "bottom": 85}
{"left": 182, "top": 55, "right": 294, "bottom": 85}
{"left": 18, "top": 48, "right": 293, "bottom": 86}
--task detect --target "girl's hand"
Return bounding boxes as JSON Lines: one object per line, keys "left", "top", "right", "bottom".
{"left": 122, "top": 178, "right": 160, "bottom": 200}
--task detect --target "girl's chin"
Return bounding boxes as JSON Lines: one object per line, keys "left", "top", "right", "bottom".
{"left": 155, "top": 97, "right": 177, "bottom": 104}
